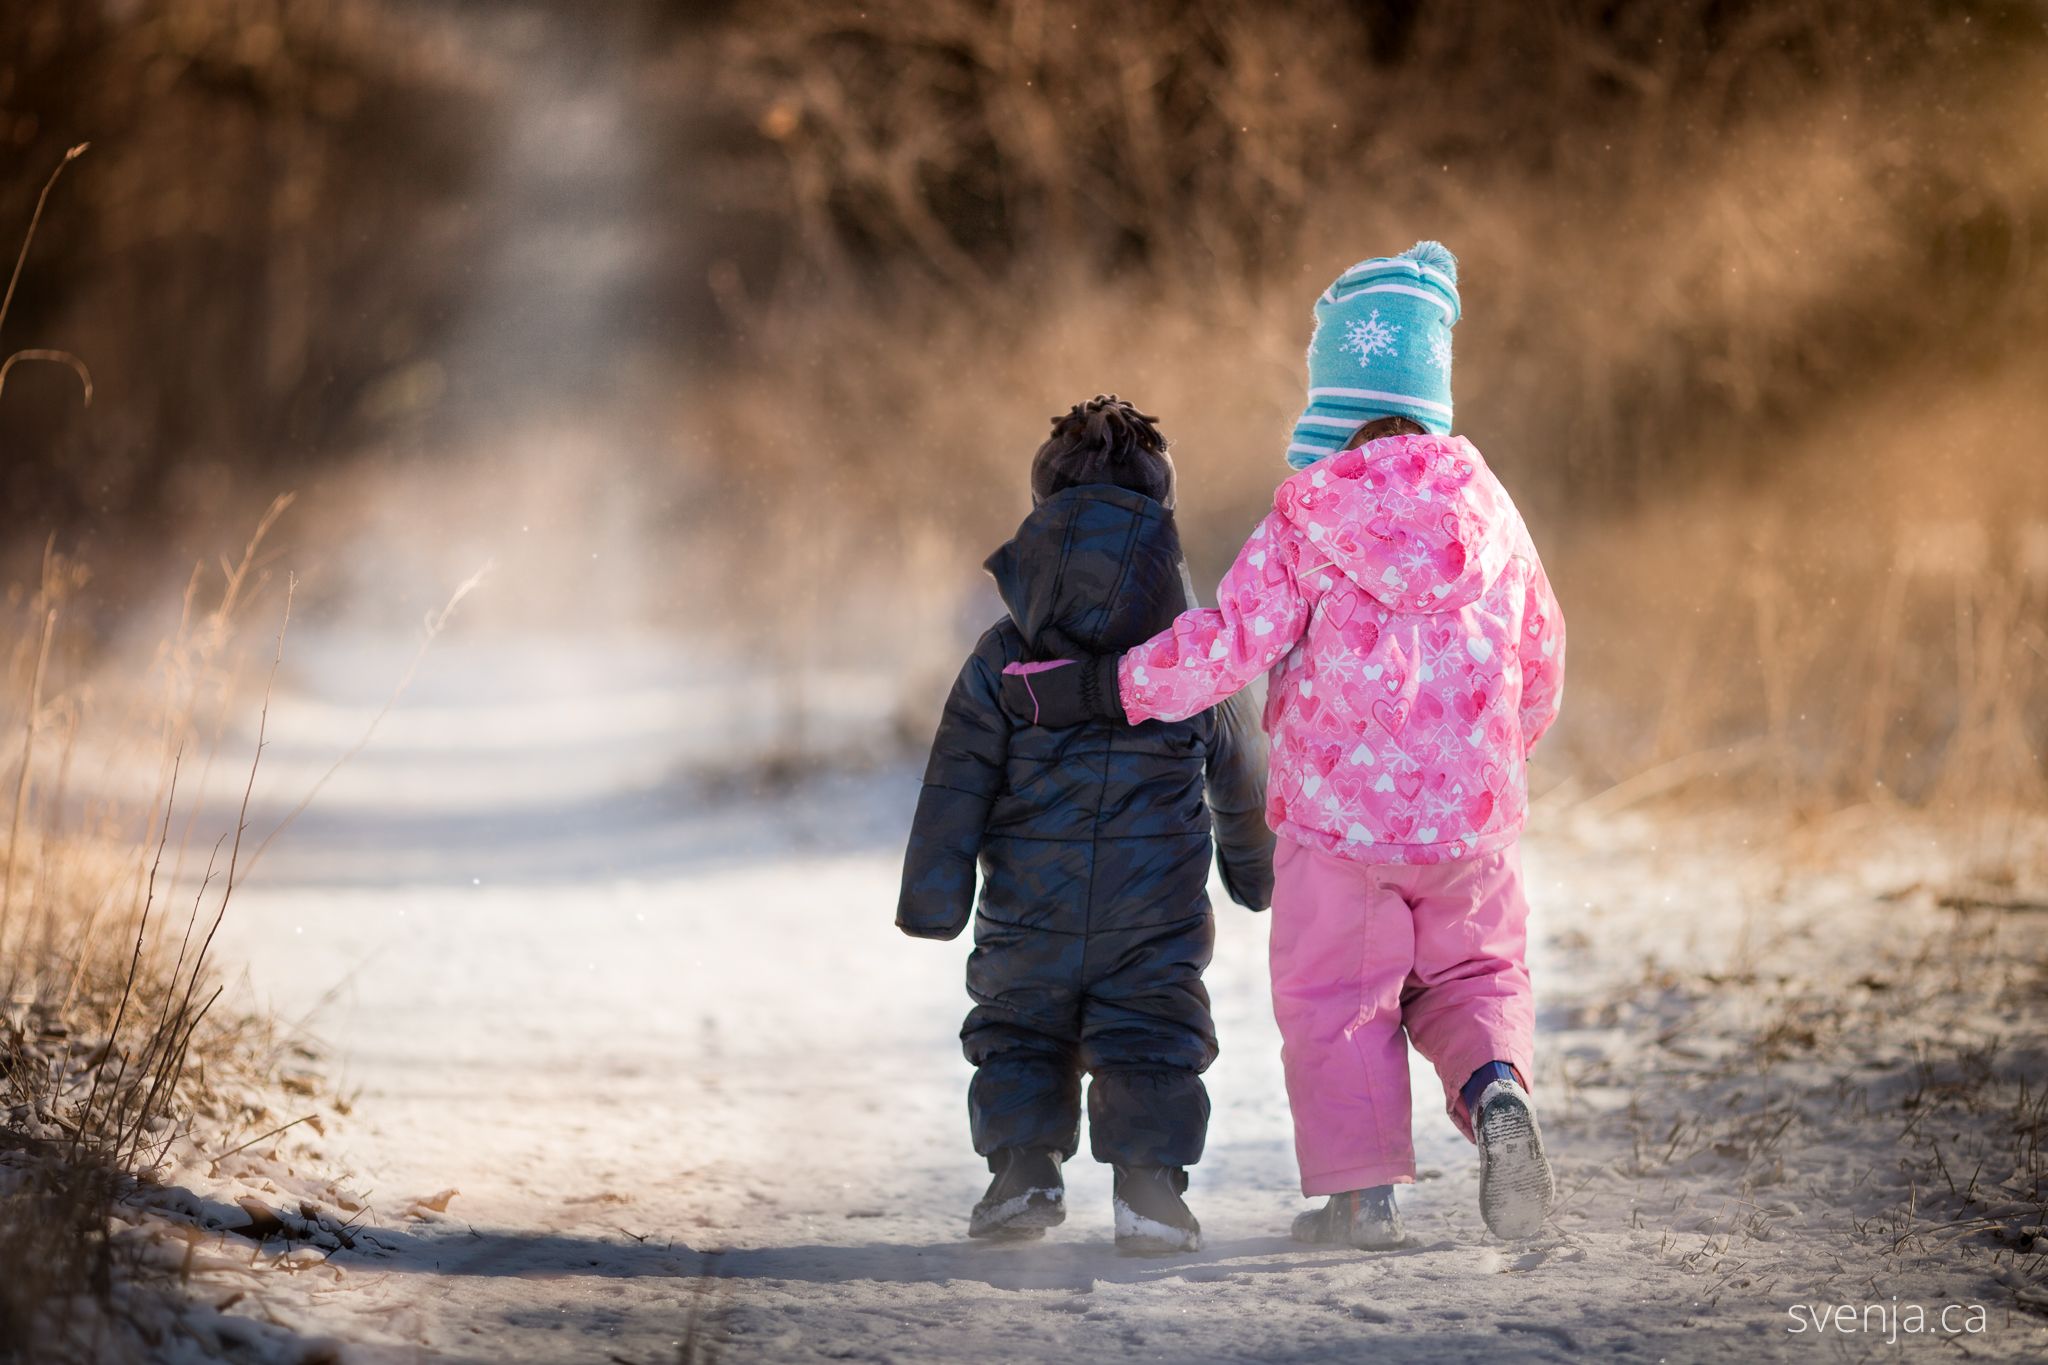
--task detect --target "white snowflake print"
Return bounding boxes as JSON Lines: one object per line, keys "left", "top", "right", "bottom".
{"left": 1341, "top": 309, "right": 1400, "bottom": 364}
{"left": 1426, "top": 333, "right": 1452, "bottom": 374}
{"left": 1315, "top": 642, "right": 1365, "bottom": 688}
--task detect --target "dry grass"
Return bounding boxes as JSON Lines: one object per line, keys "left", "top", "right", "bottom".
{"left": 1547, "top": 369, "right": 2048, "bottom": 829}
{"left": 0, "top": 512, "right": 302, "bottom": 1358}
{"left": 684, "top": 2, "right": 2048, "bottom": 807}
{"left": 687, "top": 264, "right": 2048, "bottom": 822}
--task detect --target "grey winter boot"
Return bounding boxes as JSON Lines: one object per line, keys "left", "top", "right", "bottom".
{"left": 1474, "top": 1076, "right": 1555, "bottom": 1239}
{"left": 1291, "top": 1186, "right": 1405, "bottom": 1249}
{"left": 968, "top": 1147, "right": 1066, "bottom": 1240}
{"left": 1113, "top": 1165, "right": 1201, "bottom": 1254}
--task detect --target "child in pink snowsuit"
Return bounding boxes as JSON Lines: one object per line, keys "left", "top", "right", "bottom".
{"left": 999, "top": 242, "right": 1565, "bottom": 1246}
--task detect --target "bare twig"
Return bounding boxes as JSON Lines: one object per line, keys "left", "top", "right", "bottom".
{"left": 0, "top": 349, "right": 93, "bottom": 407}
{"left": 0, "top": 144, "right": 87, "bottom": 340}
{"left": 0, "top": 146, "right": 93, "bottom": 408}
{"left": 210, "top": 1112, "right": 317, "bottom": 1165}
{"left": 119, "top": 579, "right": 293, "bottom": 1165}
{"left": 73, "top": 751, "right": 179, "bottom": 1160}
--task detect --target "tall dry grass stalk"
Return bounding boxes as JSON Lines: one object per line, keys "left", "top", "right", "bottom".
{"left": 1, "top": 146, "right": 312, "bottom": 1345}
{"left": 0, "top": 514, "right": 300, "bottom": 1356}
{"left": 0, "top": 141, "right": 92, "bottom": 410}
{"left": 0, "top": 458, "right": 488, "bottom": 1351}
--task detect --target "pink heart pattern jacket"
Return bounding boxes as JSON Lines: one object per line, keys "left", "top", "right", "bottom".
{"left": 1117, "top": 433, "right": 1565, "bottom": 865}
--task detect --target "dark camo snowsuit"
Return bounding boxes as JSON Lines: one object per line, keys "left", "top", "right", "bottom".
{"left": 897, "top": 484, "right": 1274, "bottom": 1170}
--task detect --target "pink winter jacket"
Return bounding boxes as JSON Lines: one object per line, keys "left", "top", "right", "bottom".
{"left": 1118, "top": 433, "right": 1564, "bottom": 865}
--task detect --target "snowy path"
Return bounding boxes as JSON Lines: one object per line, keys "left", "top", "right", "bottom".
{"left": 204, "top": 635, "right": 2047, "bottom": 1363}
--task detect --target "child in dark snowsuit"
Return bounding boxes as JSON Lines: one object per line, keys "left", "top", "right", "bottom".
{"left": 898, "top": 396, "right": 1275, "bottom": 1254}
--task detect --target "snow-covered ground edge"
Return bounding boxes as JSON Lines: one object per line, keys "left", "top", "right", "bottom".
{"left": 181, "top": 782, "right": 2048, "bottom": 1364}
{"left": 0, "top": 1010, "right": 370, "bottom": 1364}
{"left": 98, "top": 622, "right": 2040, "bottom": 1363}
{"left": 1531, "top": 802, "right": 2048, "bottom": 1352}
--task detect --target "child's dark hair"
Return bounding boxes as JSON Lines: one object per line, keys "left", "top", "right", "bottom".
{"left": 1030, "top": 394, "right": 1176, "bottom": 508}
{"left": 1343, "top": 415, "right": 1428, "bottom": 449}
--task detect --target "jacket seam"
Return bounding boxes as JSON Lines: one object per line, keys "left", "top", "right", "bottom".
{"left": 922, "top": 781, "right": 999, "bottom": 801}
{"left": 1047, "top": 508, "right": 1079, "bottom": 653}
{"left": 1101, "top": 514, "right": 1144, "bottom": 654}
{"left": 985, "top": 830, "right": 1209, "bottom": 843}
{"left": 974, "top": 911, "right": 1213, "bottom": 934}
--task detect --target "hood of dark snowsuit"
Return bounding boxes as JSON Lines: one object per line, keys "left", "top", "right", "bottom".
{"left": 983, "top": 485, "right": 1190, "bottom": 656}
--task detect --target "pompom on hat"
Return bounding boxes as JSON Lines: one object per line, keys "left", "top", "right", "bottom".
{"left": 1286, "top": 240, "right": 1461, "bottom": 469}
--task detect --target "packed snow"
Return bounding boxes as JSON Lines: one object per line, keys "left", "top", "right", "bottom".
{"left": 147, "top": 628, "right": 2047, "bottom": 1362}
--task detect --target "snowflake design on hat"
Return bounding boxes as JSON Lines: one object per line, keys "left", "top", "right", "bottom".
{"left": 1427, "top": 333, "right": 1452, "bottom": 374}
{"left": 1341, "top": 309, "right": 1400, "bottom": 364}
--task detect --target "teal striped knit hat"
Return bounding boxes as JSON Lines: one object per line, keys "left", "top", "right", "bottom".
{"left": 1286, "top": 241, "right": 1460, "bottom": 469}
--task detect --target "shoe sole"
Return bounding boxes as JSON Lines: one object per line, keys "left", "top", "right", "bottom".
{"left": 1114, "top": 1200, "right": 1200, "bottom": 1255}
{"left": 1477, "top": 1092, "right": 1555, "bottom": 1240}
{"left": 968, "top": 1189, "right": 1064, "bottom": 1240}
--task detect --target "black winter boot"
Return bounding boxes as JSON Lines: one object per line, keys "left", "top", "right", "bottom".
{"left": 1112, "top": 1165, "right": 1201, "bottom": 1254}
{"left": 1291, "top": 1186, "right": 1405, "bottom": 1249}
{"left": 968, "top": 1147, "right": 1066, "bottom": 1240}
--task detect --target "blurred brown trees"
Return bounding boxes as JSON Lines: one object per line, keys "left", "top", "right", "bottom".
{"left": 722, "top": 0, "right": 1993, "bottom": 287}
{"left": 706, "top": 0, "right": 2044, "bottom": 502}
{"left": 4, "top": 0, "right": 2041, "bottom": 552}
{"left": 3, "top": 2, "right": 2045, "bottom": 805}
{"left": 0, "top": 1, "right": 498, "bottom": 550}
{"left": 686, "top": 0, "right": 2048, "bottom": 799}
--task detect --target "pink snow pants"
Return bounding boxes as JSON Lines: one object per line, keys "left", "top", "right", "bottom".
{"left": 1269, "top": 837, "right": 1535, "bottom": 1196}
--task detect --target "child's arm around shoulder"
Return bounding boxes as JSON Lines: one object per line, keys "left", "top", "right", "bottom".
{"left": 896, "top": 625, "right": 1015, "bottom": 941}
{"left": 990, "top": 510, "right": 1314, "bottom": 731}
{"left": 1205, "top": 689, "right": 1275, "bottom": 911}
{"left": 1120, "top": 509, "right": 1313, "bottom": 724}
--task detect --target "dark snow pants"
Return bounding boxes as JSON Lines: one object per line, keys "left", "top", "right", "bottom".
{"left": 961, "top": 911, "right": 1217, "bottom": 1170}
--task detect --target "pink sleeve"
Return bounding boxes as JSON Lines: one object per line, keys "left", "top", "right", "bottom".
{"left": 1118, "top": 510, "right": 1312, "bottom": 724}
{"left": 1517, "top": 551, "right": 1565, "bottom": 753}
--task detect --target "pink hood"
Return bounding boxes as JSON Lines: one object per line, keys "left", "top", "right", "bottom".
{"left": 1271, "top": 435, "right": 1513, "bottom": 617}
